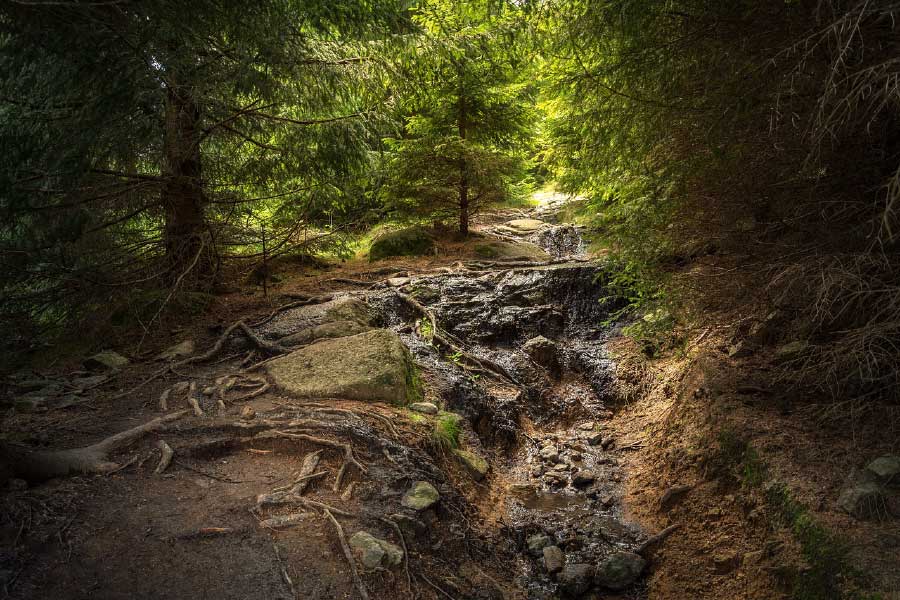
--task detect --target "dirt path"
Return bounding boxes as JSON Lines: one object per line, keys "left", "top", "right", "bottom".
{"left": 1, "top": 199, "right": 666, "bottom": 600}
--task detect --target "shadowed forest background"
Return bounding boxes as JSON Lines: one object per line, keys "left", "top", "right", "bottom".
{"left": 1, "top": 1, "right": 900, "bottom": 599}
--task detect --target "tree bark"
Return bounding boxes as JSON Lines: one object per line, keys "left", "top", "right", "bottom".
{"left": 162, "top": 83, "right": 208, "bottom": 281}
{"left": 457, "top": 96, "right": 469, "bottom": 237}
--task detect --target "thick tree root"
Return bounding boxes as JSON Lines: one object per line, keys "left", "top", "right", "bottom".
{"left": 249, "top": 294, "right": 334, "bottom": 328}
{"left": 0, "top": 410, "right": 188, "bottom": 483}
{"left": 325, "top": 508, "right": 370, "bottom": 600}
{"left": 395, "top": 291, "right": 519, "bottom": 384}
{"left": 154, "top": 440, "right": 174, "bottom": 474}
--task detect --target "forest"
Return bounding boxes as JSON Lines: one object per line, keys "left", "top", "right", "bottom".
{"left": 1, "top": 1, "right": 899, "bottom": 599}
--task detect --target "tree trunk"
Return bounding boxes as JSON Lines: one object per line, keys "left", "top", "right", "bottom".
{"left": 162, "top": 83, "right": 208, "bottom": 281}
{"left": 457, "top": 96, "right": 469, "bottom": 237}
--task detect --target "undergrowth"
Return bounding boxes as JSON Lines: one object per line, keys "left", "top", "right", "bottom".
{"left": 712, "top": 430, "right": 879, "bottom": 600}
{"left": 431, "top": 412, "right": 461, "bottom": 451}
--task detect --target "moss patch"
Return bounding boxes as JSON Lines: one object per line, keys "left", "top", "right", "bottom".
{"left": 369, "top": 226, "right": 435, "bottom": 261}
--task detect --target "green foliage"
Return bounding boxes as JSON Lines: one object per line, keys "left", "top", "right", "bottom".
{"left": 380, "top": 0, "right": 537, "bottom": 233}
{"left": 432, "top": 412, "right": 462, "bottom": 451}
{"left": 368, "top": 226, "right": 435, "bottom": 261}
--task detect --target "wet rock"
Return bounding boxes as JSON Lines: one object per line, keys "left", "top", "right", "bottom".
{"left": 409, "top": 402, "right": 439, "bottom": 415}
{"left": 659, "top": 484, "right": 692, "bottom": 511}
{"left": 586, "top": 432, "right": 604, "bottom": 446}
{"left": 539, "top": 446, "right": 560, "bottom": 463}
{"left": 595, "top": 551, "right": 645, "bottom": 590}
{"left": 572, "top": 471, "right": 596, "bottom": 487}
{"left": 156, "top": 339, "right": 195, "bottom": 361}
{"left": 454, "top": 449, "right": 489, "bottom": 481}
{"left": 543, "top": 545, "right": 565, "bottom": 574}
{"left": 401, "top": 481, "right": 440, "bottom": 511}
{"left": 267, "top": 329, "right": 416, "bottom": 405}
{"left": 865, "top": 455, "right": 900, "bottom": 486}
{"left": 349, "top": 531, "right": 404, "bottom": 569}
{"left": 390, "top": 513, "right": 426, "bottom": 537}
{"left": 527, "top": 533, "right": 553, "bottom": 557}
{"left": 837, "top": 482, "right": 886, "bottom": 519}
{"left": 558, "top": 563, "right": 594, "bottom": 596}
{"left": 523, "top": 336, "right": 560, "bottom": 375}
{"left": 240, "top": 406, "right": 256, "bottom": 421}
{"left": 84, "top": 350, "right": 129, "bottom": 371}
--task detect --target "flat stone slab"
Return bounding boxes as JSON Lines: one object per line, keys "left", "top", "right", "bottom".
{"left": 258, "top": 296, "right": 374, "bottom": 340}
{"left": 267, "top": 329, "right": 415, "bottom": 405}
{"left": 505, "top": 218, "right": 546, "bottom": 232}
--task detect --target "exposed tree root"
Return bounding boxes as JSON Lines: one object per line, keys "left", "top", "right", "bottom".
{"left": 395, "top": 291, "right": 519, "bottom": 385}
{"left": 261, "top": 512, "right": 312, "bottom": 530}
{"left": 257, "top": 450, "right": 323, "bottom": 506}
{"left": 0, "top": 410, "right": 188, "bottom": 483}
{"left": 325, "top": 508, "right": 370, "bottom": 600}
{"left": 636, "top": 524, "right": 679, "bottom": 555}
{"left": 380, "top": 516, "right": 412, "bottom": 593}
{"left": 249, "top": 294, "right": 334, "bottom": 328}
{"left": 154, "top": 440, "right": 174, "bottom": 474}
{"left": 273, "top": 431, "right": 367, "bottom": 474}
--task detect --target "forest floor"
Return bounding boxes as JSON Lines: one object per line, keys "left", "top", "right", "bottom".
{"left": 2, "top": 195, "right": 899, "bottom": 600}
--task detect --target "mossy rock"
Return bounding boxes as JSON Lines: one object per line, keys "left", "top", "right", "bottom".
{"left": 278, "top": 319, "right": 373, "bottom": 347}
{"left": 369, "top": 226, "right": 435, "bottom": 262}
{"left": 453, "top": 449, "right": 489, "bottom": 481}
{"left": 473, "top": 241, "right": 550, "bottom": 262}
{"left": 267, "top": 329, "right": 417, "bottom": 405}
{"left": 259, "top": 296, "right": 374, "bottom": 340}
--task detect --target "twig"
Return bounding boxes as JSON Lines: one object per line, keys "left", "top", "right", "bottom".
{"left": 380, "top": 516, "right": 412, "bottom": 593}
{"left": 324, "top": 508, "right": 369, "bottom": 600}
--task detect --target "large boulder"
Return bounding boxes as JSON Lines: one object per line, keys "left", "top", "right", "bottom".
{"left": 523, "top": 335, "right": 561, "bottom": 376}
{"left": 369, "top": 226, "right": 435, "bottom": 262}
{"left": 267, "top": 329, "right": 418, "bottom": 405}
{"left": 259, "top": 296, "right": 374, "bottom": 341}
